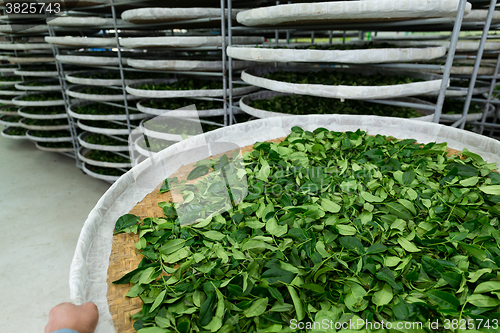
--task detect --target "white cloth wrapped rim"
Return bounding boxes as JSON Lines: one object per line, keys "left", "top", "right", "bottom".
{"left": 126, "top": 58, "right": 257, "bottom": 72}
{"left": 77, "top": 119, "right": 132, "bottom": 136}
{"left": 47, "top": 16, "right": 128, "bottom": 27}
{"left": 136, "top": 99, "right": 242, "bottom": 117}
{"left": 236, "top": 0, "right": 471, "bottom": 26}
{"left": 0, "top": 80, "right": 23, "bottom": 86}
{"left": 7, "top": 56, "right": 55, "bottom": 64}
{"left": 19, "top": 118, "right": 69, "bottom": 130}
{"left": 126, "top": 78, "right": 259, "bottom": 98}
{"left": 121, "top": 7, "right": 239, "bottom": 24}
{"left": 14, "top": 69, "right": 59, "bottom": 77}
{"left": 0, "top": 66, "right": 16, "bottom": 73}
{"left": 119, "top": 36, "right": 265, "bottom": 49}
{"left": 35, "top": 142, "right": 74, "bottom": 152}
{"left": 15, "top": 80, "right": 61, "bottom": 92}
{"left": 0, "top": 97, "right": 16, "bottom": 104}
{"left": 45, "top": 36, "right": 117, "bottom": 48}
{"left": 65, "top": 70, "right": 165, "bottom": 87}
{"left": 78, "top": 132, "right": 130, "bottom": 152}
{"left": 12, "top": 94, "right": 65, "bottom": 106}
{"left": 66, "top": 85, "right": 140, "bottom": 102}
{"left": 18, "top": 107, "right": 67, "bottom": 120}
{"left": 26, "top": 130, "right": 72, "bottom": 143}
{"left": 241, "top": 66, "right": 443, "bottom": 100}
{"left": 0, "top": 88, "right": 24, "bottom": 96}
{"left": 0, "top": 42, "right": 52, "bottom": 50}
{"left": 226, "top": 43, "right": 447, "bottom": 64}
{"left": 68, "top": 101, "right": 149, "bottom": 121}
{"left": 56, "top": 54, "right": 126, "bottom": 66}
{"left": 69, "top": 115, "right": 500, "bottom": 333}
{"left": 138, "top": 117, "right": 216, "bottom": 142}
{"left": 78, "top": 147, "right": 132, "bottom": 169}
{"left": 239, "top": 91, "right": 435, "bottom": 122}
{"left": 82, "top": 163, "right": 123, "bottom": 182}
{"left": 0, "top": 25, "right": 48, "bottom": 33}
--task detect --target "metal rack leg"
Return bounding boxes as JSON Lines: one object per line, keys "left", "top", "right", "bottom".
{"left": 228, "top": 0, "right": 234, "bottom": 125}
{"left": 220, "top": 0, "right": 228, "bottom": 127}
{"left": 454, "top": 0, "right": 498, "bottom": 129}
{"left": 433, "top": 0, "right": 468, "bottom": 123}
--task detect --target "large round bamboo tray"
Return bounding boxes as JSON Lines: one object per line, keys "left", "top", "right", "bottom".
{"left": 56, "top": 54, "right": 126, "bottom": 66}
{"left": 0, "top": 105, "right": 18, "bottom": 115}
{"left": 126, "top": 78, "right": 259, "bottom": 98}
{"left": 133, "top": 136, "right": 175, "bottom": 157}
{"left": 70, "top": 115, "right": 500, "bottom": 333}
{"left": 19, "top": 118, "right": 70, "bottom": 130}
{"left": 77, "top": 119, "right": 132, "bottom": 136}
{"left": 0, "top": 42, "right": 52, "bottom": 50}
{"left": 35, "top": 142, "right": 74, "bottom": 152}
{"left": 241, "top": 66, "right": 443, "bottom": 100}
{"left": 126, "top": 58, "right": 256, "bottom": 72}
{"left": 78, "top": 132, "right": 130, "bottom": 152}
{"left": 45, "top": 36, "right": 116, "bottom": 47}
{"left": 119, "top": 36, "right": 264, "bottom": 49}
{"left": 7, "top": 56, "right": 55, "bottom": 64}
{"left": 0, "top": 88, "right": 24, "bottom": 96}
{"left": 1, "top": 126, "right": 26, "bottom": 139}
{"left": 227, "top": 43, "right": 447, "bottom": 64}
{"left": 440, "top": 103, "right": 496, "bottom": 123}
{"left": 15, "top": 80, "right": 61, "bottom": 92}
{"left": 47, "top": 16, "right": 128, "bottom": 27}
{"left": 236, "top": 0, "right": 470, "bottom": 26}
{"left": 67, "top": 85, "right": 139, "bottom": 102}
{"left": 78, "top": 147, "right": 132, "bottom": 169}
{"left": 0, "top": 116, "right": 21, "bottom": 127}
{"left": 0, "top": 65, "right": 17, "bottom": 73}
{"left": 18, "top": 106, "right": 67, "bottom": 120}
{"left": 12, "top": 93, "right": 65, "bottom": 106}
{"left": 65, "top": 70, "right": 162, "bottom": 87}
{"left": 121, "top": 7, "right": 239, "bottom": 24}
{"left": 14, "top": 68, "right": 59, "bottom": 77}
{"left": 136, "top": 99, "right": 241, "bottom": 117}
{"left": 0, "top": 78, "right": 23, "bottom": 86}
{"left": 68, "top": 101, "right": 149, "bottom": 121}
{"left": 26, "top": 130, "right": 73, "bottom": 143}
{"left": 0, "top": 24, "right": 48, "bottom": 34}
{"left": 239, "top": 91, "right": 435, "bottom": 121}
{"left": 82, "top": 163, "right": 124, "bottom": 182}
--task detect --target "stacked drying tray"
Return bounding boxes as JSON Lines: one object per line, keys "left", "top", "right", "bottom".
{"left": 229, "top": 0, "right": 472, "bottom": 120}
{"left": 0, "top": 51, "right": 25, "bottom": 140}
{"left": 119, "top": 5, "right": 263, "bottom": 164}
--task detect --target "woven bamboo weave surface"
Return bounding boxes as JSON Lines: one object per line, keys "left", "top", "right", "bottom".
{"left": 104, "top": 137, "right": 486, "bottom": 333}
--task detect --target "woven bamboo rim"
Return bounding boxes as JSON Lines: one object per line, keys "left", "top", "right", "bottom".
{"left": 105, "top": 136, "right": 489, "bottom": 333}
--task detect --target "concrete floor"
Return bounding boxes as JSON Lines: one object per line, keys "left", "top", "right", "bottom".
{"left": 0, "top": 126, "right": 110, "bottom": 333}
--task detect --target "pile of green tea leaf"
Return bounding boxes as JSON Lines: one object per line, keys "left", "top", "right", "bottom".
{"left": 23, "top": 118, "right": 68, "bottom": 126}
{"left": 23, "top": 80, "right": 60, "bottom": 87}
{"left": 114, "top": 127, "right": 500, "bottom": 332}
{"left": 143, "top": 118, "right": 222, "bottom": 135}
{"left": 84, "top": 133, "right": 128, "bottom": 146}
{"left": 20, "top": 92, "right": 63, "bottom": 101}
{"left": 78, "top": 87, "right": 123, "bottom": 95}
{"left": 38, "top": 142, "right": 73, "bottom": 149}
{"left": 136, "top": 79, "right": 225, "bottom": 91}
{"left": 250, "top": 95, "right": 423, "bottom": 118}
{"left": 0, "top": 115, "right": 21, "bottom": 123}
{"left": 263, "top": 71, "right": 421, "bottom": 86}
{"left": 142, "top": 98, "right": 223, "bottom": 111}
{"left": 28, "top": 130, "right": 71, "bottom": 138}
{"left": 3, "top": 126, "right": 26, "bottom": 136}
{"left": 0, "top": 76, "right": 20, "bottom": 82}
{"left": 86, "top": 163, "right": 126, "bottom": 177}
{"left": 73, "top": 103, "right": 139, "bottom": 115}
{"left": 0, "top": 85, "right": 21, "bottom": 91}
{"left": 0, "top": 106, "right": 19, "bottom": 112}
{"left": 86, "top": 150, "right": 130, "bottom": 164}
{"left": 21, "top": 106, "right": 65, "bottom": 115}
{"left": 73, "top": 71, "right": 168, "bottom": 80}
